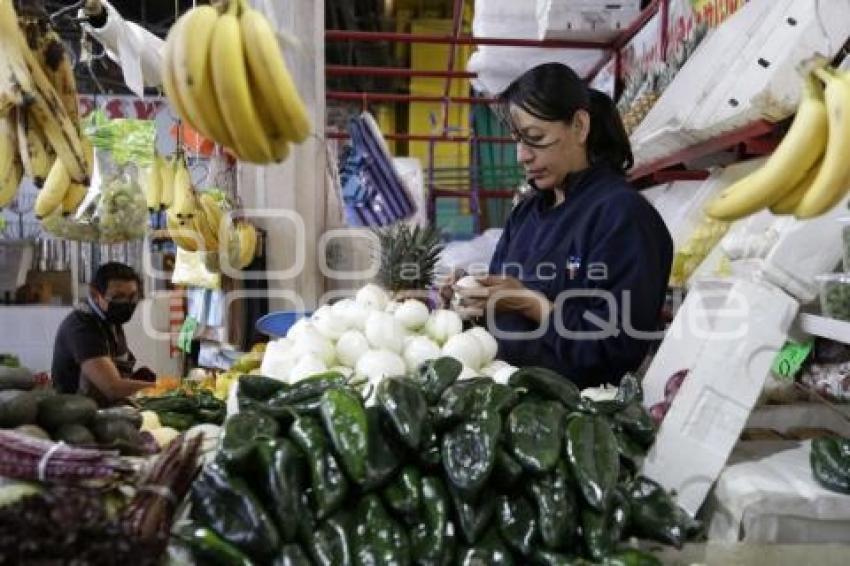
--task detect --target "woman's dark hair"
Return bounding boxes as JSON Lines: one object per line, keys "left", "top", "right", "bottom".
{"left": 92, "top": 262, "right": 141, "bottom": 294}
{"left": 498, "top": 62, "right": 634, "bottom": 173}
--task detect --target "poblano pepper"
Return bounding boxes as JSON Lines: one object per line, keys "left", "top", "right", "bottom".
{"left": 289, "top": 416, "right": 349, "bottom": 519}
{"left": 449, "top": 484, "right": 497, "bottom": 545}
{"left": 410, "top": 476, "right": 455, "bottom": 566}
{"left": 309, "top": 512, "right": 353, "bottom": 566}
{"left": 627, "top": 477, "right": 699, "bottom": 549}
{"left": 175, "top": 523, "right": 254, "bottom": 566}
{"left": 219, "top": 410, "right": 280, "bottom": 474}
{"left": 320, "top": 387, "right": 369, "bottom": 484}
{"left": 190, "top": 464, "right": 280, "bottom": 561}
{"left": 273, "top": 544, "right": 312, "bottom": 566}
{"left": 238, "top": 374, "right": 288, "bottom": 401}
{"left": 442, "top": 413, "right": 501, "bottom": 499}
{"left": 811, "top": 436, "right": 850, "bottom": 494}
{"left": 414, "top": 357, "right": 462, "bottom": 404}
{"left": 508, "top": 367, "right": 582, "bottom": 410}
{"left": 363, "top": 406, "right": 401, "bottom": 490}
{"left": 352, "top": 494, "right": 411, "bottom": 566}
{"left": 565, "top": 414, "right": 619, "bottom": 511}
{"left": 456, "top": 527, "right": 514, "bottom": 566}
{"left": 377, "top": 376, "right": 429, "bottom": 450}
{"left": 580, "top": 487, "right": 629, "bottom": 561}
{"left": 507, "top": 400, "right": 566, "bottom": 473}
{"left": 497, "top": 495, "right": 538, "bottom": 557}
{"left": 382, "top": 465, "right": 422, "bottom": 524}
{"left": 434, "top": 378, "right": 517, "bottom": 428}
{"left": 252, "top": 438, "right": 308, "bottom": 543}
{"left": 528, "top": 460, "right": 577, "bottom": 552}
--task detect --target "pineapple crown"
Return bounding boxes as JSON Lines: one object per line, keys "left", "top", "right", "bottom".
{"left": 373, "top": 224, "right": 443, "bottom": 292}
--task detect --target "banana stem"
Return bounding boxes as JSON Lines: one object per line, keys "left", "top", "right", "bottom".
{"left": 813, "top": 66, "right": 835, "bottom": 84}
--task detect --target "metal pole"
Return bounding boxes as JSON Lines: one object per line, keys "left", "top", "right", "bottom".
{"left": 326, "top": 30, "right": 609, "bottom": 49}
{"left": 326, "top": 65, "right": 477, "bottom": 79}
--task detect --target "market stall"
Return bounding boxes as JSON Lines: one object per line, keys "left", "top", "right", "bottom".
{"left": 1, "top": 0, "right": 850, "bottom": 563}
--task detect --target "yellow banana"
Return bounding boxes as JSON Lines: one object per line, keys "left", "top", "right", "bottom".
{"left": 0, "top": 115, "right": 22, "bottom": 208}
{"left": 18, "top": 15, "right": 79, "bottom": 124}
{"left": 142, "top": 157, "right": 163, "bottom": 211}
{"left": 219, "top": 216, "right": 243, "bottom": 268}
{"left": 240, "top": 5, "right": 311, "bottom": 144}
{"left": 210, "top": 0, "right": 273, "bottom": 163}
{"left": 41, "top": 27, "right": 79, "bottom": 124}
{"left": 160, "top": 15, "right": 198, "bottom": 134}
{"left": 249, "top": 73, "right": 291, "bottom": 162}
{"left": 159, "top": 155, "right": 175, "bottom": 209}
{"left": 61, "top": 182, "right": 88, "bottom": 216}
{"left": 198, "top": 191, "right": 224, "bottom": 233}
{"left": 706, "top": 71, "right": 828, "bottom": 220}
{"left": 770, "top": 160, "right": 821, "bottom": 215}
{"left": 192, "top": 205, "right": 219, "bottom": 251}
{"left": 0, "top": 2, "right": 35, "bottom": 113}
{"left": 0, "top": 2, "right": 87, "bottom": 184}
{"left": 168, "top": 5, "right": 236, "bottom": 149}
{"left": 16, "top": 107, "right": 53, "bottom": 186}
{"left": 237, "top": 221, "right": 257, "bottom": 268}
{"left": 795, "top": 67, "right": 850, "bottom": 218}
{"left": 171, "top": 157, "right": 196, "bottom": 220}
{"left": 34, "top": 158, "right": 71, "bottom": 218}
{"left": 167, "top": 210, "right": 200, "bottom": 252}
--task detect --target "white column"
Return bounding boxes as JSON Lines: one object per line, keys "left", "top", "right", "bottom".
{"left": 239, "top": 0, "right": 327, "bottom": 311}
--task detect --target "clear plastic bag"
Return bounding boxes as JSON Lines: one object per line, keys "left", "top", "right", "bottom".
{"left": 94, "top": 166, "right": 148, "bottom": 243}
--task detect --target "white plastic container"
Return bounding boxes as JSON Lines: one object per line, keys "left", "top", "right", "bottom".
{"left": 641, "top": 277, "right": 799, "bottom": 516}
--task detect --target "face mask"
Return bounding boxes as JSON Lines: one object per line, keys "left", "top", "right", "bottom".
{"left": 105, "top": 300, "right": 137, "bottom": 324}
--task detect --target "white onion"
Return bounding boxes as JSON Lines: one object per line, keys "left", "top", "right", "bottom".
{"left": 312, "top": 305, "right": 348, "bottom": 340}
{"left": 292, "top": 328, "right": 336, "bottom": 366}
{"left": 403, "top": 335, "right": 442, "bottom": 372}
{"left": 336, "top": 330, "right": 370, "bottom": 368}
{"left": 492, "top": 364, "right": 518, "bottom": 385}
{"left": 289, "top": 355, "right": 328, "bottom": 383}
{"left": 425, "top": 309, "right": 463, "bottom": 345}
{"left": 355, "top": 349, "right": 406, "bottom": 383}
{"left": 356, "top": 283, "right": 389, "bottom": 311}
{"left": 467, "top": 327, "right": 498, "bottom": 366}
{"left": 480, "top": 359, "right": 511, "bottom": 378}
{"left": 394, "top": 299, "right": 430, "bottom": 330}
{"left": 457, "top": 366, "right": 478, "bottom": 381}
{"left": 442, "top": 332, "right": 483, "bottom": 370}
{"left": 365, "top": 311, "right": 405, "bottom": 354}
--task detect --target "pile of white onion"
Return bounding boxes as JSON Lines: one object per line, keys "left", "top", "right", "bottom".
{"left": 259, "top": 283, "right": 518, "bottom": 391}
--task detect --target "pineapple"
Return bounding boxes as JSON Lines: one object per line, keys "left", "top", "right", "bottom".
{"left": 374, "top": 224, "right": 443, "bottom": 293}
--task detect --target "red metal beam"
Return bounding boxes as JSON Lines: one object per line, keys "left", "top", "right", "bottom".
{"left": 326, "top": 65, "right": 477, "bottom": 79}
{"left": 326, "top": 30, "right": 610, "bottom": 49}
{"left": 327, "top": 131, "right": 514, "bottom": 143}
{"left": 646, "top": 169, "right": 710, "bottom": 184}
{"left": 611, "top": 0, "right": 662, "bottom": 51}
{"left": 583, "top": 52, "right": 614, "bottom": 83}
{"left": 326, "top": 91, "right": 497, "bottom": 105}
{"left": 628, "top": 120, "right": 776, "bottom": 182}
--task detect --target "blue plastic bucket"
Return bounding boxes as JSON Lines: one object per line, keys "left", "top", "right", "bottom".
{"left": 255, "top": 310, "right": 314, "bottom": 338}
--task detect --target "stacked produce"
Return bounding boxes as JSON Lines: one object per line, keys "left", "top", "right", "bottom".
{"left": 161, "top": 0, "right": 311, "bottom": 164}
{"left": 260, "top": 283, "right": 515, "bottom": 391}
{"left": 706, "top": 64, "right": 850, "bottom": 221}
{"left": 0, "top": 386, "right": 155, "bottom": 456}
{"left": 143, "top": 155, "right": 259, "bottom": 268}
{"left": 0, "top": 433, "right": 203, "bottom": 563}
{"left": 136, "top": 387, "right": 226, "bottom": 432}
{"left": 0, "top": 3, "right": 93, "bottom": 213}
{"left": 179, "top": 363, "right": 699, "bottom": 564}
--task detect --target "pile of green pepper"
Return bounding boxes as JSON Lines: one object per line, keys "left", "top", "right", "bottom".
{"left": 136, "top": 389, "right": 226, "bottom": 431}
{"left": 177, "top": 361, "right": 700, "bottom": 565}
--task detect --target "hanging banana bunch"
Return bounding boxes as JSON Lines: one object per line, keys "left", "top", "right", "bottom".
{"left": 0, "top": 3, "right": 88, "bottom": 210}
{"left": 705, "top": 63, "right": 850, "bottom": 221}
{"left": 161, "top": 0, "right": 311, "bottom": 164}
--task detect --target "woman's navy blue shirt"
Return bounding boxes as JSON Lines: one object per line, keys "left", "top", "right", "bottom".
{"left": 488, "top": 165, "right": 673, "bottom": 388}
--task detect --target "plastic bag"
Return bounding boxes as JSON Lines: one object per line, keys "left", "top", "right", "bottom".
{"left": 94, "top": 164, "right": 148, "bottom": 243}
{"left": 84, "top": 109, "right": 156, "bottom": 166}
{"left": 172, "top": 248, "right": 221, "bottom": 290}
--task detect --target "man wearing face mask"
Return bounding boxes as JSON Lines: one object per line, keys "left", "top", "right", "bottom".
{"left": 52, "top": 262, "right": 155, "bottom": 406}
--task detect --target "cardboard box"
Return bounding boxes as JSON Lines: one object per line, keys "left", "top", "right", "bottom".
{"left": 537, "top": 0, "right": 641, "bottom": 41}
{"left": 641, "top": 277, "right": 799, "bottom": 516}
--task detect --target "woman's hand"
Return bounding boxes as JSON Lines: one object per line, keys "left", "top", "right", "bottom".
{"left": 454, "top": 275, "right": 553, "bottom": 322}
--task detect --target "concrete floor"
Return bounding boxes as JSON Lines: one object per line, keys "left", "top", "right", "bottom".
{"left": 654, "top": 543, "right": 850, "bottom": 565}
